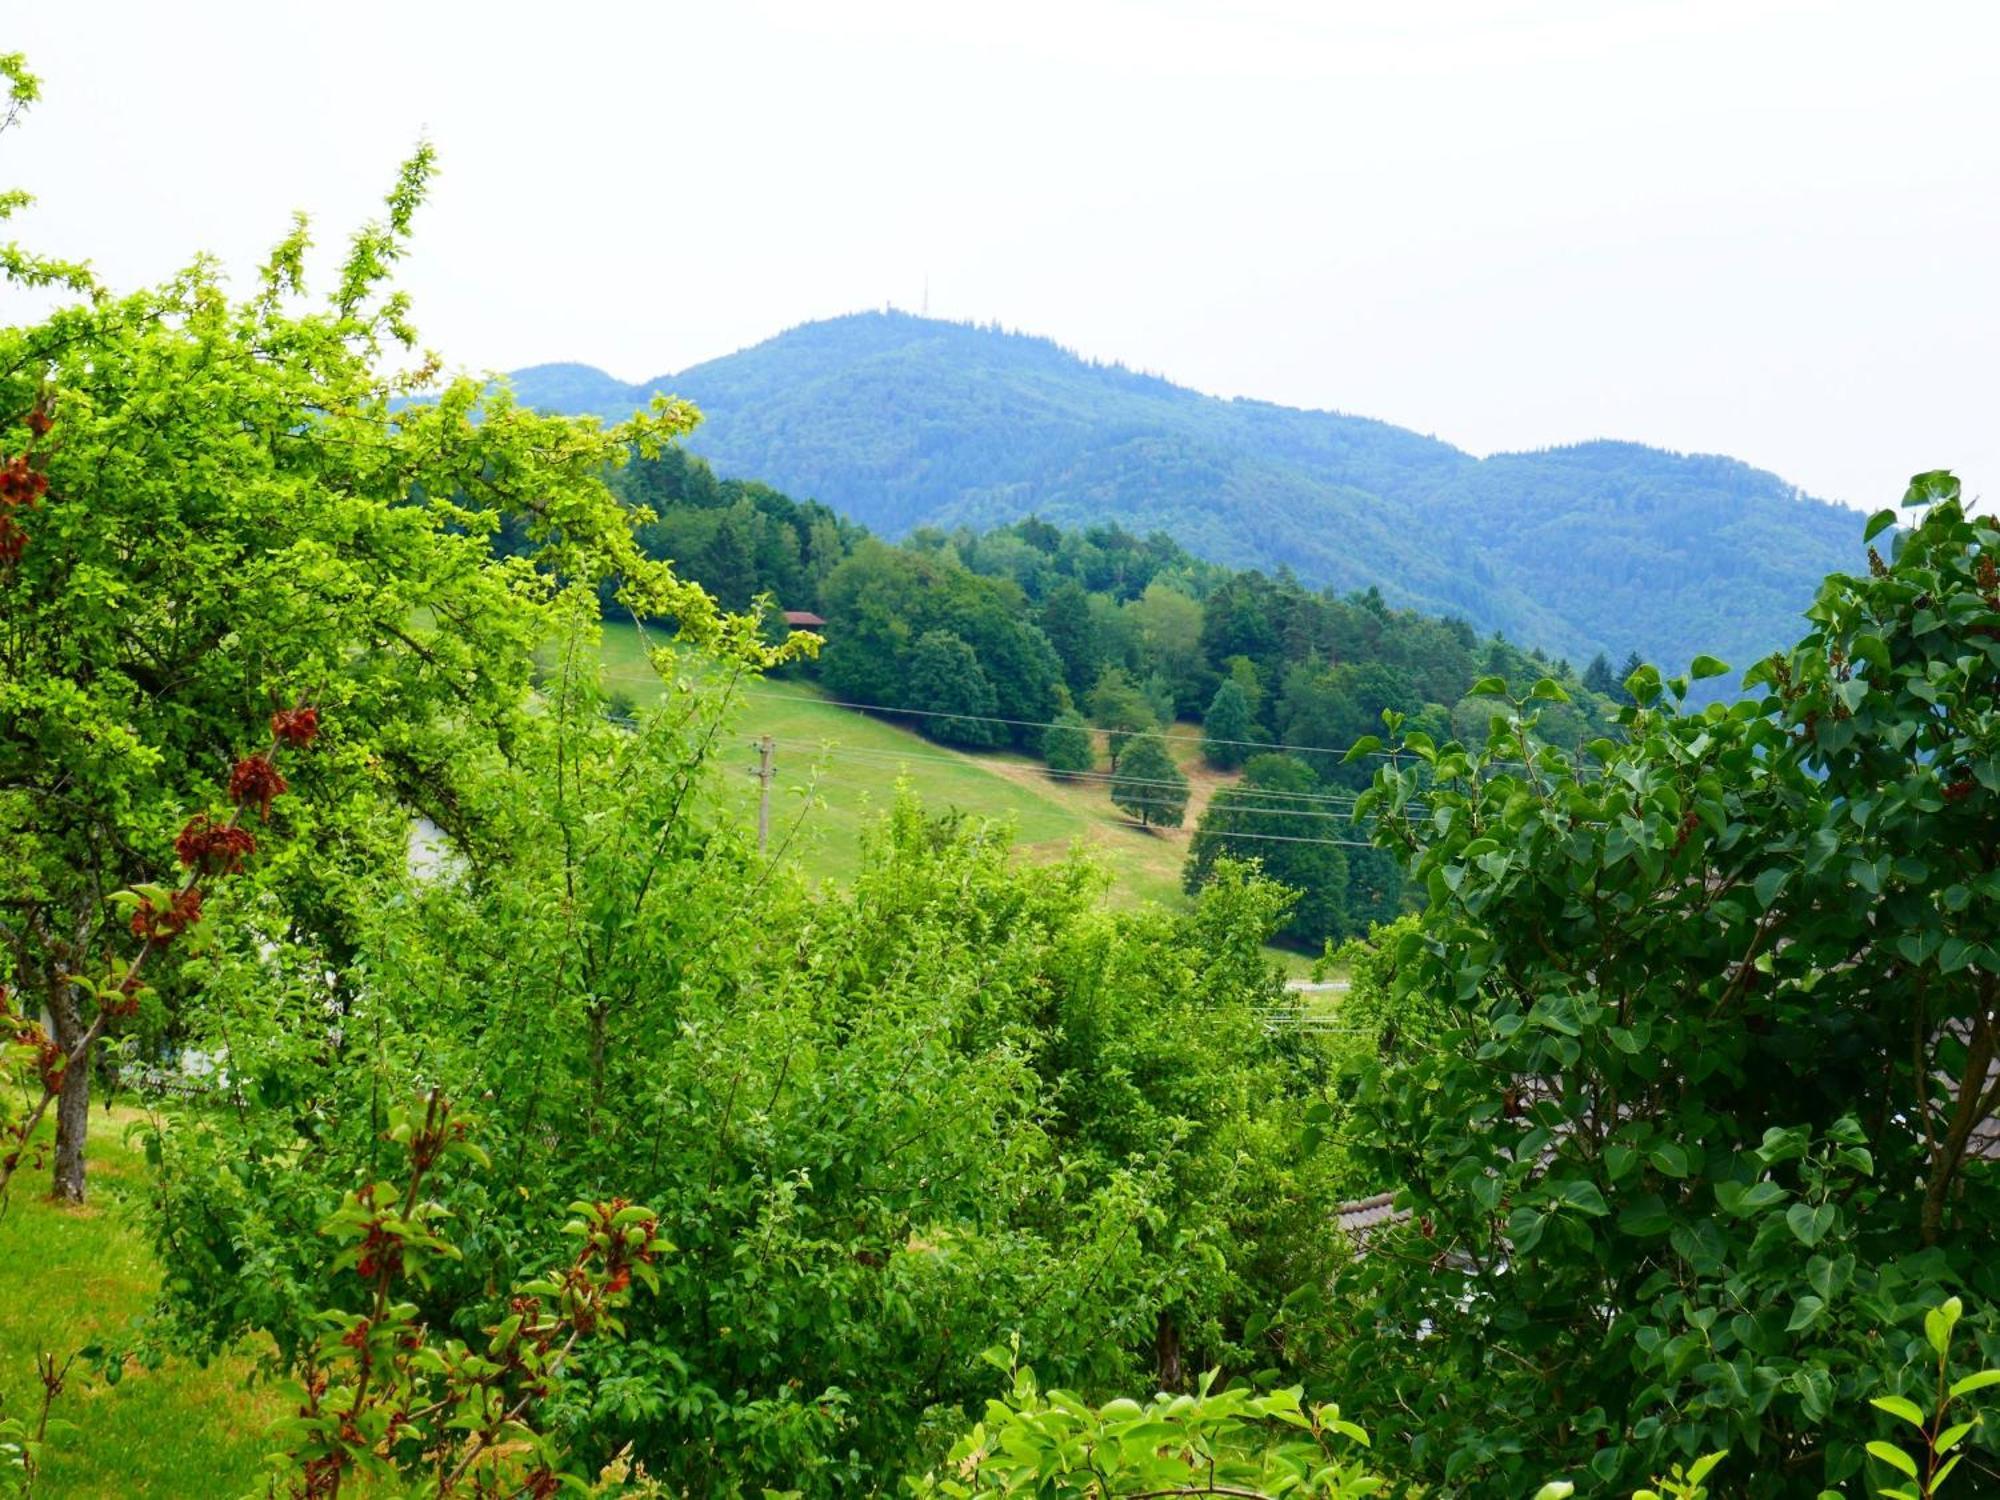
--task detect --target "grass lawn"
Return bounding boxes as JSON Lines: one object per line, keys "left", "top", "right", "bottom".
{"left": 595, "top": 621, "right": 1251, "bottom": 913}
{"left": 0, "top": 1108, "right": 278, "bottom": 1496}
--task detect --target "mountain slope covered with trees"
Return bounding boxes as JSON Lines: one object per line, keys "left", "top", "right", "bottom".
{"left": 509, "top": 311, "right": 1866, "bottom": 674}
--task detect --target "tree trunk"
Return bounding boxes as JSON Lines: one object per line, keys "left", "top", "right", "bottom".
{"left": 1922, "top": 1016, "right": 1996, "bottom": 1246}
{"left": 48, "top": 984, "right": 90, "bottom": 1204}
{"left": 1154, "top": 1309, "right": 1184, "bottom": 1391}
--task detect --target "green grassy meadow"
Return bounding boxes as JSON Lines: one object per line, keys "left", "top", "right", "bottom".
{"left": 0, "top": 1109, "right": 278, "bottom": 1496}
{"left": 595, "top": 620, "right": 1251, "bottom": 916}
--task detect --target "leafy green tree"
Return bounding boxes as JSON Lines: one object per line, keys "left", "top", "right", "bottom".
{"left": 1185, "top": 754, "right": 1347, "bottom": 945}
{"left": 818, "top": 539, "right": 1060, "bottom": 748}
{"left": 1123, "top": 581, "right": 1208, "bottom": 714}
{"left": 702, "top": 497, "right": 761, "bottom": 609}
{"left": 0, "top": 69, "right": 755, "bottom": 1201}
{"left": 1202, "top": 678, "right": 1256, "bottom": 769}
{"left": 1041, "top": 710, "right": 1095, "bottom": 778}
{"left": 1087, "top": 666, "right": 1157, "bottom": 770}
{"left": 908, "top": 628, "right": 1002, "bottom": 747}
{"left": 1333, "top": 476, "right": 2000, "bottom": 1493}
{"left": 1112, "top": 735, "right": 1188, "bottom": 829}
{"left": 1340, "top": 841, "right": 1403, "bottom": 933}
{"left": 1224, "top": 653, "right": 1267, "bottom": 719}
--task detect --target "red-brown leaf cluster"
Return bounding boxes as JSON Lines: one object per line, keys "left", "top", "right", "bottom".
{"left": 130, "top": 886, "right": 205, "bottom": 945}
{"left": 0, "top": 453, "right": 46, "bottom": 565}
{"left": 270, "top": 705, "right": 320, "bottom": 748}
{"left": 228, "top": 754, "right": 288, "bottom": 820}
{"left": 175, "top": 814, "right": 258, "bottom": 875}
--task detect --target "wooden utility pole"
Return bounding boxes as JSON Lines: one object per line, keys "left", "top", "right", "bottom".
{"left": 753, "top": 734, "right": 774, "bottom": 855}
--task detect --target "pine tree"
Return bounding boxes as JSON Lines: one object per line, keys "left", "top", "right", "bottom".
{"left": 1039, "top": 579, "right": 1101, "bottom": 698}
{"left": 1201, "top": 679, "right": 1254, "bottom": 770}
{"left": 1582, "top": 651, "right": 1617, "bottom": 698}
{"left": 1617, "top": 650, "right": 1647, "bottom": 705}
{"left": 1111, "top": 735, "right": 1187, "bottom": 829}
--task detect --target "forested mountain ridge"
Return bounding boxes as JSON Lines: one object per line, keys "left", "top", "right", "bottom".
{"left": 508, "top": 311, "right": 1865, "bottom": 673}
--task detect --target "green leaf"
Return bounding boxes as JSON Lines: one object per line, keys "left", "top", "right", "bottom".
{"left": 1506, "top": 1208, "right": 1548, "bottom": 1254}
{"left": 1869, "top": 1395, "right": 1927, "bottom": 1429}
{"left": 1949, "top": 1369, "right": 2000, "bottom": 1398}
{"left": 1648, "top": 1143, "right": 1690, "bottom": 1179}
{"left": 1530, "top": 677, "right": 1570, "bottom": 703}
{"left": 1927, "top": 1297, "right": 1963, "bottom": 1356}
{"left": 1470, "top": 675, "right": 1509, "bottom": 699}
{"left": 1867, "top": 1439, "right": 1919, "bottom": 1478}
{"left": 1553, "top": 1179, "right": 1610, "bottom": 1217}
{"left": 1342, "top": 734, "right": 1383, "bottom": 764}
{"left": 1935, "top": 1419, "right": 1978, "bottom": 1454}
{"left": 1690, "top": 655, "right": 1730, "bottom": 681}
{"left": 1902, "top": 469, "right": 1960, "bottom": 508}
{"left": 1617, "top": 1195, "right": 1672, "bottom": 1237}
{"left": 1716, "top": 1179, "right": 1786, "bottom": 1216}
{"left": 1787, "top": 1295, "right": 1827, "bottom": 1331}
{"left": 1532, "top": 1485, "right": 1576, "bottom": 1500}
{"left": 1785, "top": 1201, "right": 1834, "bottom": 1247}
{"left": 1754, "top": 867, "right": 1789, "bottom": 909}
{"left": 1687, "top": 1452, "right": 1727, "bottom": 1483}
{"left": 1864, "top": 507, "right": 1897, "bottom": 541}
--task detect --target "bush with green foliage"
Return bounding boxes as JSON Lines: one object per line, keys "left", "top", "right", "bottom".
{"left": 1332, "top": 475, "right": 2000, "bottom": 1493}
{"left": 1042, "top": 710, "right": 1096, "bottom": 779}
{"left": 140, "top": 633, "right": 1351, "bottom": 1493}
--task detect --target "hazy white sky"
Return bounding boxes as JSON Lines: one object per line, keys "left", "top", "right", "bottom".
{"left": 8, "top": 1, "right": 1996, "bottom": 510}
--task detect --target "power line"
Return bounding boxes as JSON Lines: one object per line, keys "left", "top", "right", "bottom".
{"left": 770, "top": 739, "right": 1403, "bottom": 810}
{"left": 742, "top": 687, "right": 1442, "bottom": 763}
{"left": 781, "top": 768, "right": 1382, "bottom": 849}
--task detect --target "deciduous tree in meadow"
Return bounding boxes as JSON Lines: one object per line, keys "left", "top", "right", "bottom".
{"left": 1112, "top": 734, "right": 1188, "bottom": 829}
